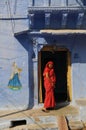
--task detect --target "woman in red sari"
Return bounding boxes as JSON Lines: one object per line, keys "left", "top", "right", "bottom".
{"left": 42, "top": 61, "right": 56, "bottom": 112}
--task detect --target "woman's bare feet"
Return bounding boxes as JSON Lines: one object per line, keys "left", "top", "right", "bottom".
{"left": 42, "top": 108, "right": 49, "bottom": 112}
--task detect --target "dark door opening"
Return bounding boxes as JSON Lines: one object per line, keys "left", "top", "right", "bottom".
{"left": 41, "top": 50, "right": 68, "bottom": 103}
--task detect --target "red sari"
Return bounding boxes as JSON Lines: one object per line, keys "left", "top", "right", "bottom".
{"left": 43, "top": 61, "right": 56, "bottom": 108}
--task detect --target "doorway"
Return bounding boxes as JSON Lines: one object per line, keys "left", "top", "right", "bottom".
{"left": 38, "top": 45, "right": 72, "bottom": 104}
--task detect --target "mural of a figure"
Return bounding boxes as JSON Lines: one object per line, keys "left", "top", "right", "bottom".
{"left": 8, "top": 62, "right": 22, "bottom": 90}
{"left": 42, "top": 61, "right": 56, "bottom": 112}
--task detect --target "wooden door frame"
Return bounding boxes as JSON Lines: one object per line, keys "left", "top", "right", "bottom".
{"left": 38, "top": 45, "right": 72, "bottom": 103}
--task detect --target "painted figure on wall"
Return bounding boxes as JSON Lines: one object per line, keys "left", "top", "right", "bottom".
{"left": 8, "top": 62, "right": 22, "bottom": 90}
{"left": 42, "top": 61, "right": 56, "bottom": 112}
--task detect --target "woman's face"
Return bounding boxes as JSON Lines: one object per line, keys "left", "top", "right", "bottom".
{"left": 48, "top": 63, "right": 53, "bottom": 69}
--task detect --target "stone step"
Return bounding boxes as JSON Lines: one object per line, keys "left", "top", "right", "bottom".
{"left": 4, "top": 123, "right": 58, "bottom": 130}
{"left": 4, "top": 115, "right": 69, "bottom": 130}
{"left": 0, "top": 116, "right": 58, "bottom": 130}
{"left": 66, "top": 114, "right": 84, "bottom": 130}
{"left": 75, "top": 99, "right": 86, "bottom": 106}
{"left": 68, "top": 120, "right": 84, "bottom": 130}
{"left": 0, "top": 115, "right": 69, "bottom": 130}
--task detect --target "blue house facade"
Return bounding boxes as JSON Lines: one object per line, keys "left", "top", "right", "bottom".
{"left": 0, "top": 0, "right": 86, "bottom": 110}
{"left": 28, "top": 0, "right": 86, "bottom": 107}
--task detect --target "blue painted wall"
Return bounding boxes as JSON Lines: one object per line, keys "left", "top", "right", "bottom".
{"left": 0, "top": 20, "right": 29, "bottom": 110}
{"left": 0, "top": 0, "right": 30, "bottom": 110}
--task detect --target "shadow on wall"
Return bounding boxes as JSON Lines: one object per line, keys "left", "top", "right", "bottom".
{"left": 14, "top": 33, "right": 34, "bottom": 109}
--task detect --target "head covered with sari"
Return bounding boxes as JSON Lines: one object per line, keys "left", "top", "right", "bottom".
{"left": 43, "top": 61, "right": 54, "bottom": 76}
{"left": 45, "top": 61, "right": 54, "bottom": 68}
